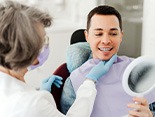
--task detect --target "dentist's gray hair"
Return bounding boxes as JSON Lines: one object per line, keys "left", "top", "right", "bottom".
{"left": 0, "top": 0, "right": 52, "bottom": 70}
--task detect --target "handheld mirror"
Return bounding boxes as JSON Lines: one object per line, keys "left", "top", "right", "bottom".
{"left": 122, "top": 56, "right": 155, "bottom": 97}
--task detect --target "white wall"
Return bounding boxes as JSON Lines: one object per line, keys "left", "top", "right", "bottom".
{"left": 24, "top": 0, "right": 97, "bottom": 88}
{"left": 141, "top": 0, "right": 155, "bottom": 57}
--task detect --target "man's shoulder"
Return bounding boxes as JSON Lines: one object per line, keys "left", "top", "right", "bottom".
{"left": 71, "top": 56, "right": 134, "bottom": 75}
{"left": 79, "top": 56, "right": 134, "bottom": 67}
{"left": 117, "top": 55, "right": 134, "bottom": 63}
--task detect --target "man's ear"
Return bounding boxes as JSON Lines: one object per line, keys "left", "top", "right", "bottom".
{"left": 120, "top": 30, "right": 124, "bottom": 43}
{"left": 84, "top": 30, "right": 89, "bottom": 42}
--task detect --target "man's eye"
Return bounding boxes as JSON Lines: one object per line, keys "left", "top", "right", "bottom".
{"left": 95, "top": 33, "right": 102, "bottom": 36}
{"left": 110, "top": 33, "right": 117, "bottom": 36}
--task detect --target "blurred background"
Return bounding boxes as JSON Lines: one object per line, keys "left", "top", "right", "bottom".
{"left": 5, "top": 0, "right": 154, "bottom": 88}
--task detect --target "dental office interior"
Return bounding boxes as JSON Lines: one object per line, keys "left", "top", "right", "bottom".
{"left": 15, "top": 0, "right": 154, "bottom": 89}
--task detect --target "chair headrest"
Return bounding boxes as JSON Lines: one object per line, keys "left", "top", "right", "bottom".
{"left": 66, "top": 42, "right": 92, "bottom": 73}
{"left": 70, "top": 29, "right": 86, "bottom": 44}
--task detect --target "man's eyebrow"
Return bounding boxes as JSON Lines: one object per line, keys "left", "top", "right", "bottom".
{"left": 94, "top": 28, "right": 103, "bottom": 31}
{"left": 93, "top": 28, "right": 119, "bottom": 31}
{"left": 110, "top": 28, "right": 119, "bottom": 31}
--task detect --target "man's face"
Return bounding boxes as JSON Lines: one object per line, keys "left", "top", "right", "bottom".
{"left": 85, "top": 14, "right": 123, "bottom": 60}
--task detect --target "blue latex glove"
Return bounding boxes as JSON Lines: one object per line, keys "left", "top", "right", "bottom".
{"left": 86, "top": 54, "right": 117, "bottom": 82}
{"left": 40, "top": 75, "right": 63, "bottom": 92}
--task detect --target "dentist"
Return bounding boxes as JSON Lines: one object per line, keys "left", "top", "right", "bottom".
{"left": 0, "top": 1, "right": 116, "bottom": 117}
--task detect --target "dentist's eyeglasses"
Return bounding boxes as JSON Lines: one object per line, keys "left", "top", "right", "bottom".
{"left": 44, "top": 36, "right": 49, "bottom": 47}
{"left": 40, "top": 36, "right": 49, "bottom": 52}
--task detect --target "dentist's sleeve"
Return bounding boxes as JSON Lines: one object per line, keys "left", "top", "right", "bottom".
{"left": 65, "top": 79, "right": 97, "bottom": 117}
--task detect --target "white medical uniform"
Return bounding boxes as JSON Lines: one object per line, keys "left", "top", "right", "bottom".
{"left": 0, "top": 71, "right": 96, "bottom": 117}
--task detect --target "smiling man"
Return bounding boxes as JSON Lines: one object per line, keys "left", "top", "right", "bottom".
{"left": 85, "top": 14, "right": 123, "bottom": 60}
{"left": 60, "top": 5, "right": 155, "bottom": 117}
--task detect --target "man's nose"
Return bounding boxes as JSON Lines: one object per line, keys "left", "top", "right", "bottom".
{"left": 101, "top": 34, "right": 111, "bottom": 44}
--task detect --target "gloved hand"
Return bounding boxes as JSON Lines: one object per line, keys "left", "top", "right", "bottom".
{"left": 86, "top": 54, "right": 117, "bottom": 82}
{"left": 40, "top": 75, "right": 63, "bottom": 92}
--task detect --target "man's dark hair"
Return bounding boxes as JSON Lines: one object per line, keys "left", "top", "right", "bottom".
{"left": 86, "top": 5, "right": 122, "bottom": 31}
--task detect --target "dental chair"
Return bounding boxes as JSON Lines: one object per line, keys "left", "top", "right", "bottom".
{"left": 51, "top": 29, "right": 87, "bottom": 111}
{"left": 51, "top": 29, "right": 155, "bottom": 114}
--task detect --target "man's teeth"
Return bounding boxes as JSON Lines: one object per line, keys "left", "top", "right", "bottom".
{"left": 100, "top": 48, "right": 111, "bottom": 52}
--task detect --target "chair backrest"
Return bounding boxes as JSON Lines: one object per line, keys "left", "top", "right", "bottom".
{"left": 51, "top": 29, "right": 86, "bottom": 111}
{"left": 52, "top": 63, "right": 70, "bottom": 111}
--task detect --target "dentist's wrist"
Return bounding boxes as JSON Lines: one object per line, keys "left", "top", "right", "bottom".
{"left": 85, "top": 78, "right": 96, "bottom": 84}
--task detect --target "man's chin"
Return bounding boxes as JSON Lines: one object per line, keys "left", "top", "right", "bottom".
{"left": 98, "top": 55, "right": 113, "bottom": 61}
{"left": 97, "top": 57, "right": 111, "bottom": 61}
{"left": 93, "top": 53, "right": 115, "bottom": 60}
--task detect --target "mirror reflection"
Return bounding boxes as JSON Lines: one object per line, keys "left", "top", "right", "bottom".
{"left": 122, "top": 56, "right": 155, "bottom": 96}
{"left": 128, "top": 62, "right": 155, "bottom": 93}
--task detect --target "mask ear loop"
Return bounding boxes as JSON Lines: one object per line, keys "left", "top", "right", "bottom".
{"left": 44, "top": 35, "right": 49, "bottom": 48}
